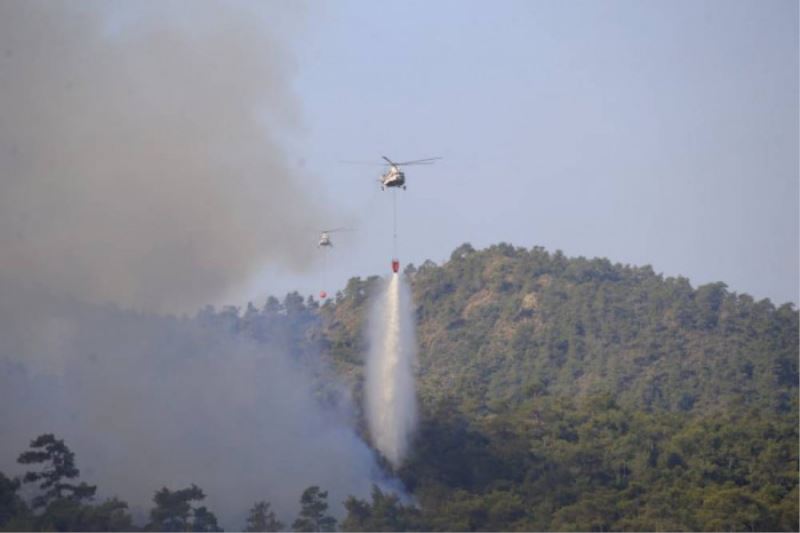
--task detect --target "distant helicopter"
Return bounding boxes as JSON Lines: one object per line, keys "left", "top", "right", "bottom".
{"left": 317, "top": 227, "right": 351, "bottom": 300}
{"left": 379, "top": 156, "right": 441, "bottom": 190}
{"left": 317, "top": 227, "right": 351, "bottom": 248}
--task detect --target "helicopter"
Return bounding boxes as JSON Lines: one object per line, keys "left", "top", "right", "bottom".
{"left": 317, "top": 227, "right": 351, "bottom": 248}
{"left": 377, "top": 156, "right": 441, "bottom": 190}
{"left": 316, "top": 227, "right": 351, "bottom": 300}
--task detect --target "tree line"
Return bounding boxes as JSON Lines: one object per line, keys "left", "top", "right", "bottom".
{"left": 0, "top": 433, "right": 414, "bottom": 532}
{"left": 321, "top": 243, "right": 799, "bottom": 531}
{"left": 2, "top": 243, "right": 797, "bottom": 531}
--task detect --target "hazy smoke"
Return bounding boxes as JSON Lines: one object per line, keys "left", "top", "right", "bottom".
{"left": 0, "top": 1, "right": 326, "bottom": 312}
{"left": 366, "top": 274, "right": 418, "bottom": 468}
{"left": 0, "top": 286, "right": 387, "bottom": 527}
{"left": 0, "top": 2, "right": 392, "bottom": 528}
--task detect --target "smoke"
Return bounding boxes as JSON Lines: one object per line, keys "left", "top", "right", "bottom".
{"left": 0, "top": 2, "right": 396, "bottom": 528}
{"left": 0, "top": 1, "right": 327, "bottom": 312}
{"left": 366, "top": 274, "right": 419, "bottom": 468}
{"left": 0, "top": 285, "right": 389, "bottom": 528}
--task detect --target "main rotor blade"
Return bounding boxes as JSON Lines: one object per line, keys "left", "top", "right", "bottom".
{"left": 339, "top": 160, "right": 385, "bottom": 166}
{"left": 395, "top": 157, "right": 442, "bottom": 165}
{"left": 381, "top": 155, "right": 396, "bottom": 166}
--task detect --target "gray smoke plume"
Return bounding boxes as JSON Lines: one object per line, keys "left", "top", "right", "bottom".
{"left": 0, "top": 2, "right": 392, "bottom": 528}
{"left": 366, "top": 274, "right": 419, "bottom": 468}
{"left": 0, "top": 286, "right": 386, "bottom": 527}
{"left": 0, "top": 1, "right": 325, "bottom": 312}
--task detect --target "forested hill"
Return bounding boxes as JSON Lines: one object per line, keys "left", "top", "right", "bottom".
{"left": 1, "top": 243, "right": 797, "bottom": 531}
{"left": 325, "top": 242, "right": 797, "bottom": 416}
{"left": 320, "top": 242, "right": 799, "bottom": 531}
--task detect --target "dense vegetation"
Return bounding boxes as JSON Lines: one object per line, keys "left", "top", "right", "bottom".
{"left": 323, "top": 243, "right": 798, "bottom": 531}
{"left": 1, "top": 243, "right": 797, "bottom": 531}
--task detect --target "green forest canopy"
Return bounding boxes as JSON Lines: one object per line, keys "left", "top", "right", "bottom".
{"left": 1, "top": 243, "right": 797, "bottom": 531}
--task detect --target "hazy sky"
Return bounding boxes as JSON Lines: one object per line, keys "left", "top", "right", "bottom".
{"left": 240, "top": 0, "right": 798, "bottom": 306}
{"left": 2, "top": 1, "right": 796, "bottom": 309}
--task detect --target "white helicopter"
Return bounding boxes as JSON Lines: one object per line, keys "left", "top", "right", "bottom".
{"left": 317, "top": 227, "right": 351, "bottom": 248}
{"left": 378, "top": 156, "right": 441, "bottom": 190}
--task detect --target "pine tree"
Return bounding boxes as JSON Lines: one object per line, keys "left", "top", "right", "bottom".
{"left": 17, "top": 434, "right": 97, "bottom": 509}
{"left": 292, "top": 486, "right": 336, "bottom": 532}
{"left": 245, "top": 500, "right": 285, "bottom": 532}
{"left": 146, "top": 484, "right": 219, "bottom": 532}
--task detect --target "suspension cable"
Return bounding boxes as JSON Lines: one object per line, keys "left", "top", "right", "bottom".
{"left": 392, "top": 189, "right": 398, "bottom": 258}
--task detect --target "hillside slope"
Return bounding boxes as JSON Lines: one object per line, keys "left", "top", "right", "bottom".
{"left": 319, "top": 242, "right": 798, "bottom": 531}
{"left": 323, "top": 243, "right": 797, "bottom": 416}
{"left": 3, "top": 243, "right": 794, "bottom": 531}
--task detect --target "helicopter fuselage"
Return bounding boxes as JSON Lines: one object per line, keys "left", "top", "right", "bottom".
{"left": 381, "top": 166, "right": 406, "bottom": 190}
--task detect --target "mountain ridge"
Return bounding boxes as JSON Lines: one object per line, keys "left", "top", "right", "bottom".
{"left": 321, "top": 242, "right": 797, "bottom": 418}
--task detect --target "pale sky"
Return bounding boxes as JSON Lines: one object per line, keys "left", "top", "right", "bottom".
{"left": 5, "top": 1, "right": 795, "bottom": 309}
{"left": 236, "top": 0, "right": 798, "bottom": 306}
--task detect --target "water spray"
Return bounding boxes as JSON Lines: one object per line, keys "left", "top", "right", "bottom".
{"left": 365, "top": 273, "right": 417, "bottom": 468}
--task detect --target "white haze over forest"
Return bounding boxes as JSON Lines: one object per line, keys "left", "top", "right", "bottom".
{"left": 0, "top": 1, "right": 395, "bottom": 529}
{"left": 0, "top": 288, "right": 391, "bottom": 527}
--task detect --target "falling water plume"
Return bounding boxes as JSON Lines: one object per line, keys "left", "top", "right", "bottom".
{"left": 366, "top": 273, "right": 418, "bottom": 468}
